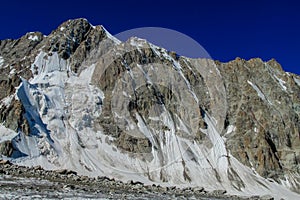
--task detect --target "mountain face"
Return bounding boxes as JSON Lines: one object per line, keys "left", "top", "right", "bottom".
{"left": 0, "top": 18, "right": 299, "bottom": 199}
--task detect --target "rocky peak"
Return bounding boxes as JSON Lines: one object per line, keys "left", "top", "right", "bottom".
{"left": 44, "top": 18, "right": 93, "bottom": 59}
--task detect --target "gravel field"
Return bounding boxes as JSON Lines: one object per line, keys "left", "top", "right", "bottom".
{"left": 0, "top": 160, "right": 269, "bottom": 200}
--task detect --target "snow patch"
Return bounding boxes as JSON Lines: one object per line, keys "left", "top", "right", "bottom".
{"left": 247, "top": 81, "right": 266, "bottom": 100}
{"left": 0, "top": 56, "right": 4, "bottom": 67}
{"left": 129, "top": 37, "right": 147, "bottom": 48}
{"left": 0, "top": 125, "right": 18, "bottom": 143}
{"left": 0, "top": 95, "right": 15, "bottom": 108}
{"left": 274, "top": 75, "right": 287, "bottom": 91}
{"left": 294, "top": 77, "right": 300, "bottom": 86}
{"left": 225, "top": 125, "right": 236, "bottom": 136}
{"left": 254, "top": 127, "right": 258, "bottom": 133}
{"left": 136, "top": 113, "right": 157, "bottom": 146}
{"left": 102, "top": 26, "right": 121, "bottom": 45}
{"left": 161, "top": 49, "right": 182, "bottom": 70}
{"left": 149, "top": 43, "right": 161, "bottom": 57}
{"left": 9, "top": 68, "right": 16, "bottom": 75}
{"left": 247, "top": 80, "right": 272, "bottom": 105}
{"left": 28, "top": 35, "right": 39, "bottom": 41}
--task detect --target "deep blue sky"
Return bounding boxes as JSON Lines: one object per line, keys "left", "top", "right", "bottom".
{"left": 0, "top": 0, "right": 299, "bottom": 75}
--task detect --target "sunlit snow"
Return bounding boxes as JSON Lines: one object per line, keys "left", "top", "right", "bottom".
{"left": 0, "top": 56, "right": 4, "bottom": 67}
{"left": 247, "top": 80, "right": 273, "bottom": 105}
{"left": 294, "top": 77, "right": 300, "bottom": 86}
{"left": 28, "top": 35, "right": 39, "bottom": 41}
{"left": 0, "top": 125, "right": 18, "bottom": 143}
{"left": 273, "top": 75, "right": 287, "bottom": 91}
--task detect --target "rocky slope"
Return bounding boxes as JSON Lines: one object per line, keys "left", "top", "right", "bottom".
{"left": 0, "top": 18, "right": 299, "bottom": 199}
{"left": 0, "top": 160, "right": 252, "bottom": 199}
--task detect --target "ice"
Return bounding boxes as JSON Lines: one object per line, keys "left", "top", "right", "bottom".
{"left": 31, "top": 52, "right": 63, "bottom": 82}
{"left": 12, "top": 50, "right": 107, "bottom": 173}
{"left": 12, "top": 132, "right": 41, "bottom": 158}
{"left": 17, "top": 78, "right": 49, "bottom": 135}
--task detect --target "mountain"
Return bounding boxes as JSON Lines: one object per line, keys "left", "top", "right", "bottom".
{"left": 0, "top": 18, "right": 299, "bottom": 199}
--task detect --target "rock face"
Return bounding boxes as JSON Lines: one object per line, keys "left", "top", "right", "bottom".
{"left": 0, "top": 18, "right": 299, "bottom": 199}
{"left": 219, "top": 58, "right": 300, "bottom": 190}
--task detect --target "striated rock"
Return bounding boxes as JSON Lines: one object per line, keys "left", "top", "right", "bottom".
{"left": 0, "top": 141, "right": 14, "bottom": 157}
{"left": 44, "top": 18, "right": 92, "bottom": 60}
{"left": 193, "top": 186, "right": 205, "bottom": 193}
{"left": 259, "top": 194, "right": 274, "bottom": 200}
{"left": 0, "top": 99, "right": 30, "bottom": 135}
{"left": 210, "top": 189, "right": 227, "bottom": 195}
{"left": 0, "top": 159, "right": 11, "bottom": 165}
{"left": 55, "top": 169, "right": 77, "bottom": 175}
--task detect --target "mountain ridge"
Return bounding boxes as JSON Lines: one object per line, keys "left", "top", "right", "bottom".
{"left": 0, "top": 18, "right": 299, "bottom": 199}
